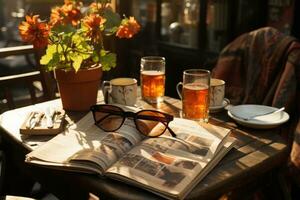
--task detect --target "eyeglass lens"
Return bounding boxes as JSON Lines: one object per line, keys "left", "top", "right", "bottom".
{"left": 135, "top": 110, "right": 168, "bottom": 137}
{"left": 93, "top": 105, "right": 124, "bottom": 132}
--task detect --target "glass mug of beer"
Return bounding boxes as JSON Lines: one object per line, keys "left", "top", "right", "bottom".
{"left": 176, "top": 69, "right": 210, "bottom": 122}
{"left": 140, "top": 56, "right": 166, "bottom": 103}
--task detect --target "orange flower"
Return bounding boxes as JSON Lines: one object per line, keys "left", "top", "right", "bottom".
{"left": 83, "top": 14, "right": 106, "bottom": 42}
{"left": 18, "top": 15, "right": 49, "bottom": 48}
{"left": 116, "top": 17, "right": 140, "bottom": 39}
{"left": 49, "top": 7, "right": 64, "bottom": 27}
{"left": 18, "top": 0, "right": 140, "bottom": 72}
{"left": 49, "top": 1, "right": 82, "bottom": 27}
{"left": 64, "top": 0, "right": 74, "bottom": 4}
{"left": 89, "top": 2, "right": 112, "bottom": 13}
{"left": 62, "top": 3, "right": 82, "bottom": 26}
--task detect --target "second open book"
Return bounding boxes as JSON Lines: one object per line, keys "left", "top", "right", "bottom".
{"left": 26, "top": 105, "right": 236, "bottom": 200}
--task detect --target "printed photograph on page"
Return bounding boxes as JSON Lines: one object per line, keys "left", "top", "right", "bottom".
{"left": 107, "top": 140, "right": 205, "bottom": 195}
{"left": 167, "top": 118, "right": 229, "bottom": 155}
{"left": 142, "top": 137, "right": 212, "bottom": 165}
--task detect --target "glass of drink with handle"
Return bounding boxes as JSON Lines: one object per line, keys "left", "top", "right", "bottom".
{"left": 176, "top": 69, "right": 210, "bottom": 122}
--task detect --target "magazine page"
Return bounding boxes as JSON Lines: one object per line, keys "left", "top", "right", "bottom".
{"left": 106, "top": 118, "right": 234, "bottom": 199}
{"left": 25, "top": 107, "right": 144, "bottom": 174}
{"left": 68, "top": 118, "right": 144, "bottom": 171}
{"left": 169, "top": 118, "right": 228, "bottom": 159}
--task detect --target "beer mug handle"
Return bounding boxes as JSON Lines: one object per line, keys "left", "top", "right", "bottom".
{"left": 101, "top": 81, "right": 111, "bottom": 104}
{"left": 176, "top": 82, "right": 183, "bottom": 99}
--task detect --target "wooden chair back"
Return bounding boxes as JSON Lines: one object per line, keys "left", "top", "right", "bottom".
{"left": 0, "top": 45, "right": 56, "bottom": 112}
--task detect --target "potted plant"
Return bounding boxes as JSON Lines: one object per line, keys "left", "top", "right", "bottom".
{"left": 19, "top": 0, "right": 140, "bottom": 111}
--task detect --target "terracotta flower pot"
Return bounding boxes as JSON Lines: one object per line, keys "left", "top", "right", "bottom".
{"left": 54, "top": 65, "right": 102, "bottom": 111}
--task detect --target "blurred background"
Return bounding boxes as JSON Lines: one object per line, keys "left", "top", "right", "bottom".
{"left": 0, "top": 0, "right": 299, "bottom": 105}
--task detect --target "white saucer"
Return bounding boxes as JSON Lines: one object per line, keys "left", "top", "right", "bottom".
{"left": 209, "top": 98, "right": 230, "bottom": 113}
{"left": 228, "top": 104, "right": 289, "bottom": 129}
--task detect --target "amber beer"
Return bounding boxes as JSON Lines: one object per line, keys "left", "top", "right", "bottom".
{"left": 182, "top": 83, "right": 209, "bottom": 120}
{"left": 141, "top": 70, "right": 165, "bottom": 102}
{"left": 177, "top": 69, "right": 210, "bottom": 121}
{"left": 140, "top": 56, "right": 166, "bottom": 103}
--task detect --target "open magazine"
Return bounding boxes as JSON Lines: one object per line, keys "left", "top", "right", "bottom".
{"left": 26, "top": 106, "right": 236, "bottom": 200}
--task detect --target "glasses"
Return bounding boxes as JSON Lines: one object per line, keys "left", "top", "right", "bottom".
{"left": 90, "top": 104, "right": 176, "bottom": 138}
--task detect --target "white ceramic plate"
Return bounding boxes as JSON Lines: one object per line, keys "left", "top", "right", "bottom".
{"left": 228, "top": 104, "right": 289, "bottom": 129}
{"left": 210, "top": 98, "right": 230, "bottom": 113}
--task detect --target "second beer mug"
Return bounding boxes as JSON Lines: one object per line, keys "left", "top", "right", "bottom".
{"left": 140, "top": 56, "right": 166, "bottom": 103}
{"left": 177, "top": 69, "right": 210, "bottom": 122}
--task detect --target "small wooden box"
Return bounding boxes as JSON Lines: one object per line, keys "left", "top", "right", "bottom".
{"left": 20, "top": 110, "right": 65, "bottom": 135}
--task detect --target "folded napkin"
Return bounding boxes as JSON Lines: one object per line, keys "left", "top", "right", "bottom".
{"left": 229, "top": 105, "right": 282, "bottom": 121}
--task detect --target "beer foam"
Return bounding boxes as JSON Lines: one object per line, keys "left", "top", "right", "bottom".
{"left": 111, "top": 78, "right": 137, "bottom": 85}
{"left": 210, "top": 78, "right": 225, "bottom": 86}
{"left": 141, "top": 70, "right": 165, "bottom": 76}
{"left": 184, "top": 83, "right": 209, "bottom": 90}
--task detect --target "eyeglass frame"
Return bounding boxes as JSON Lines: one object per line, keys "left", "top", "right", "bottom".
{"left": 90, "top": 104, "right": 177, "bottom": 138}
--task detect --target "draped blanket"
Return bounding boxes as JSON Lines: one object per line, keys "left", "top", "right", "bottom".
{"left": 212, "top": 27, "right": 299, "bottom": 112}
{"left": 212, "top": 27, "right": 300, "bottom": 180}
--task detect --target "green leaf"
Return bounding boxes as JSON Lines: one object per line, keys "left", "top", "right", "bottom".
{"left": 103, "top": 9, "right": 121, "bottom": 34}
{"left": 92, "top": 51, "right": 100, "bottom": 63}
{"left": 40, "top": 54, "right": 51, "bottom": 65}
{"left": 41, "top": 52, "right": 60, "bottom": 72}
{"left": 40, "top": 44, "right": 57, "bottom": 65}
{"left": 100, "top": 49, "right": 108, "bottom": 56}
{"left": 72, "top": 33, "right": 92, "bottom": 56}
{"left": 72, "top": 56, "right": 83, "bottom": 72}
{"left": 101, "top": 51, "right": 116, "bottom": 71}
{"left": 51, "top": 24, "right": 75, "bottom": 34}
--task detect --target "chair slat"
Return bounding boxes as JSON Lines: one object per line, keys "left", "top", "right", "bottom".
{"left": 0, "top": 45, "right": 56, "bottom": 112}
{"left": 0, "top": 71, "right": 41, "bottom": 84}
{"left": 0, "top": 45, "right": 35, "bottom": 58}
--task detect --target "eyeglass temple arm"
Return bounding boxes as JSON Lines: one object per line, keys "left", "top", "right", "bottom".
{"left": 166, "top": 126, "right": 177, "bottom": 138}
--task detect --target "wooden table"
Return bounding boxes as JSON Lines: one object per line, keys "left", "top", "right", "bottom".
{"left": 0, "top": 95, "right": 290, "bottom": 200}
